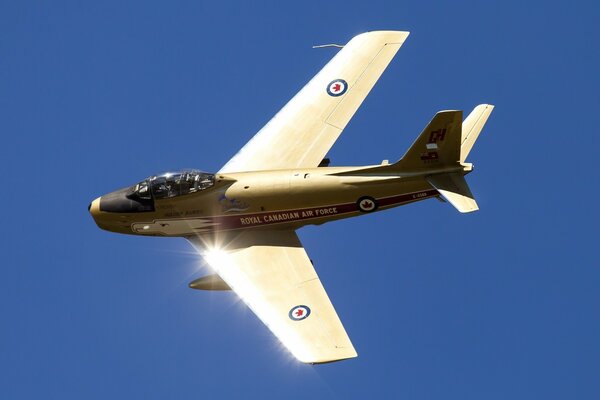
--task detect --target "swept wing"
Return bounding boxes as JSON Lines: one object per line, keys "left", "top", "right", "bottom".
{"left": 188, "top": 230, "right": 357, "bottom": 364}
{"left": 219, "top": 31, "right": 409, "bottom": 173}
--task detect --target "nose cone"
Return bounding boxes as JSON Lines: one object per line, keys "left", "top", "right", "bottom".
{"left": 88, "top": 197, "right": 101, "bottom": 217}
{"left": 88, "top": 194, "right": 135, "bottom": 234}
{"left": 88, "top": 188, "right": 155, "bottom": 235}
{"left": 89, "top": 196, "right": 114, "bottom": 232}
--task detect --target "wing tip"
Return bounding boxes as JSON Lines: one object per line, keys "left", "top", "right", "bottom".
{"left": 296, "top": 349, "right": 358, "bottom": 365}
{"left": 351, "top": 30, "right": 410, "bottom": 43}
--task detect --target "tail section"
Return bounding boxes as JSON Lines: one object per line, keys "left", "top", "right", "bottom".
{"left": 391, "top": 104, "right": 493, "bottom": 213}
{"left": 331, "top": 104, "right": 493, "bottom": 213}
{"left": 394, "top": 104, "right": 494, "bottom": 171}
{"left": 394, "top": 110, "right": 463, "bottom": 170}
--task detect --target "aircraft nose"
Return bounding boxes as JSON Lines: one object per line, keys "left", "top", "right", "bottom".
{"left": 88, "top": 197, "right": 101, "bottom": 216}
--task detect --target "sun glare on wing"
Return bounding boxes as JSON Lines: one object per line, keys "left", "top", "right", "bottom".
{"left": 202, "top": 248, "right": 229, "bottom": 271}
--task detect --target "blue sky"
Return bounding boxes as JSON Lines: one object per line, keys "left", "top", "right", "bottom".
{"left": 1, "top": 1, "right": 599, "bottom": 399}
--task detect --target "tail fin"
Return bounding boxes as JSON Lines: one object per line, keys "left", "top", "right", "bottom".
{"left": 394, "top": 110, "right": 463, "bottom": 170}
{"left": 394, "top": 104, "right": 494, "bottom": 170}
{"left": 394, "top": 104, "right": 494, "bottom": 213}
{"left": 332, "top": 104, "right": 493, "bottom": 213}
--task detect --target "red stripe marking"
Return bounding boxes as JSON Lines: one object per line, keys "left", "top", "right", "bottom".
{"left": 205, "top": 189, "right": 438, "bottom": 231}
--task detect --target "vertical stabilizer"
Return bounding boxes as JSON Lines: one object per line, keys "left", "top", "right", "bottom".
{"left": 394, "top": 110, "right": 463, "bottom": 170}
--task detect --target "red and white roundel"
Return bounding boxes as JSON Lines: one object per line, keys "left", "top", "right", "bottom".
{"left": 326, "top": 79, "right": 348, "bottom": 97}
{"left": 357, "top": 196, "right": 377, "bottom": 212}
{"left": 289, "top": 305, "right": 311, "bottom": 321}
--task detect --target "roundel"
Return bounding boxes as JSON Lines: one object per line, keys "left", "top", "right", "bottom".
{"left": 289, "top": 305, "right": 311, "bottom": 321}
{"left": 326, "top": 79, "right": 348, "bottom": 97}
{"left": 357, "top": 196, "right": 378, "bottom": 212}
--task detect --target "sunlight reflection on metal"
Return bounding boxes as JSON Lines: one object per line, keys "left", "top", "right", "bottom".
{"left": 186, "top": 237, "right": 306, "bottom": 363}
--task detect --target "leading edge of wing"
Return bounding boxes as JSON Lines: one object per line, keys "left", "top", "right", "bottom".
{"left": 188, "top": 230, "right": 357, "bottom": 364}
{"left": 219, "top": 30, "right": 410, "bottom": 173}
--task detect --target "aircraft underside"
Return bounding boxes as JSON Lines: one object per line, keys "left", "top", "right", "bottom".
{"left": 89, "top": 30, "right": 494, "bottom": 364}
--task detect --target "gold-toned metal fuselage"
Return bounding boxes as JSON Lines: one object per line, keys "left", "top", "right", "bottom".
{"left": 89, "top": 165, "right": 439, "bottom": 237}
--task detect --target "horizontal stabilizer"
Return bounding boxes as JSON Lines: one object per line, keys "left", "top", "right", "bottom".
{"left": 427, "top": 173, "right": 478, "bottom": 213}
{"left": 461, "top": 104, "right": 494, "bottom": 162}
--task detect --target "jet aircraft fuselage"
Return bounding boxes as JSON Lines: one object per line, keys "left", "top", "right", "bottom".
{"left": 89, "top": 164, "right": 469, "bottom": 237}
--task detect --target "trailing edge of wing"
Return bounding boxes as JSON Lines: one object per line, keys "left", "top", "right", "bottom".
{"left": 219, "top": 30, "right": 410, "bottom": 173}
{"left": 187, "top": 230, "right": 357, "bottom": 364}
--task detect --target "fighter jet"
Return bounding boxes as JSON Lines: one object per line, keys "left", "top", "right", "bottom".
{"left": 89, "top": 31, "right": 493, "bottom": 364}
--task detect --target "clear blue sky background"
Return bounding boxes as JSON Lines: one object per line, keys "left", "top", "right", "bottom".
{"left": 1, "top": 1, "right": 599, "bottom": 399}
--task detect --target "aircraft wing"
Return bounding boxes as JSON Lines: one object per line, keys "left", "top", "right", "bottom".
{"left": 219, "top": 30, "right": 409, "bottom": 173}
{"left": 187, "top": 230, "right": 357, "bottom": 364}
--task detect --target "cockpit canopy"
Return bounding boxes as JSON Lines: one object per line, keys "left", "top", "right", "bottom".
{"left": 128, "top": 170, "right": 215, "bottom": 200}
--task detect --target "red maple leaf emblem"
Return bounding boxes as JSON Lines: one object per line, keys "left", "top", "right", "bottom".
{"left": 361, "top": 200, "right": 373, "bottom": 209}
{"left": 295, "top": 309, "right": 304, "bottom": 317}
{"left": 332, "top": 83, "right": 341, "bottom": 92}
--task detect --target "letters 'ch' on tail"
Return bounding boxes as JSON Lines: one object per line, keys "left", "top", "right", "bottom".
{"left": 394, "top": 104, "right": 494, "bottom": 213}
